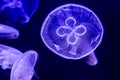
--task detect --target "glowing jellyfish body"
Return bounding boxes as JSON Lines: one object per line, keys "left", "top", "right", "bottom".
{"left": 0, "top": 0, "right": 39, "bottom": 24}
{"left": 11, "top": 50, "right": 38, "bottom": 80}
{"left": 0, "top": 44, "right": 22, "bottom": 69}
{"left": 41, "top": 4, "right": 104, "bottom": 65}
{"left": 0, "top": 24, "right": 19, "bottom": 39}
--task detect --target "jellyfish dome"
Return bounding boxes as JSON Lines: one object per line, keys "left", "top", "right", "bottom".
{"left": 0, "top": 24, "right": 19, "bottom": 39}
{"left": 11, "top": 50, "right": 38, "bottom": 80}
{"left": 41, "top": 3, "right": 104, "bottom": 65}
{"left": 0, "top": 0, "right": 39, "bottom": 24}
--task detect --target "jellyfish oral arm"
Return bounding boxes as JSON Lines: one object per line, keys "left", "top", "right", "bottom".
{"left": 84, "top": 52, "right": 98, "bottom": 66}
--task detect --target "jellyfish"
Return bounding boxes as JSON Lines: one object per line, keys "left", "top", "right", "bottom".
{"left": 0, "top": 24, "right": 19, "bottom": 39}
{"left": 40, "top": 4, "right": 104, "bottom": 65}
{"left": 0, "top": 0, "right": 39, "bottom": 24}
{"left": 0, "top": 44, "right": 22, "bottom": 69}
{"left": 10, "top": 50, "right": 38, "bottom": 80}
{"left": 0, "top": 44, "right": 39, "bottom": 80}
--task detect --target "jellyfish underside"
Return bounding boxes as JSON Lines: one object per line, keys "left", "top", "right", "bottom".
{"left": 41, "top": 4, "right": 103, "bottom": 66}
{"left": 0, "top": 24, "right": 19, "bottom": 39}
{"left": 11, "top": 50, "right": 38, "bottom": 80}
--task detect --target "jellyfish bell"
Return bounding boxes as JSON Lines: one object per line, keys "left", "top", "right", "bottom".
{"left": 41, "top": 3, "right": 104, "bottom": 65}
{"left": 10, "top": 50, "right": 38, "bottom": 80}
{"left": 0, "top": 0, "right": 39, "bottom": 24}
{"left": 0, "top": 44, "right": 23, "bottom": 69}
{"left": 0, "top": 24, "right": 19, "bottom": 39}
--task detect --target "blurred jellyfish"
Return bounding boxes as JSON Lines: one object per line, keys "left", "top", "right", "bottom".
{"left": 0, "top": 44, "right": 22, "bottom": 69}
{"left": 10, "top": 50, "right": 38, "bottom": 80}
{"left": 0, "top": 0, "right": 39, "bottom": 24}
{"left": 41, "top": 4, "right": 104, "bottom": 65}
{"left": 0, "top": 24, "right": 19, "bottom": 39}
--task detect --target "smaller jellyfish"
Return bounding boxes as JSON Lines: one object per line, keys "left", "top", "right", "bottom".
{"left": 41, "top": 3, "right": 104, "bottom": 65}
{"left": 0, "top": 0, "right": 39, "bottom": 24}
{"left": 0, "top": 44, "right": 22, "bottom": 69}
{"left": 10, "top": 50, "right": 38, "bottom": 80}
{"left": 0, "top": 24, "right": 19, "bottom": 39}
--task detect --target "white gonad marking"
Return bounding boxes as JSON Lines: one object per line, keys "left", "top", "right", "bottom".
{"left": 65, "top": 17, "right": 76, "bottom": 27}
{"left": 56, "top": 26, "right": 71, "bottom": 37}
{"left": 67, "top": 33, "right": 78, "bottom": 45}
{"left": 74, "top": 25, "right": 87, "bottom": 36}
{"left": 69, "top": 37, "right": 81, "bottom": 55}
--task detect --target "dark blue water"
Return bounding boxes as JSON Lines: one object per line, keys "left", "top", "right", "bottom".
{"left": 0, "top": 0, "right": 119, "bottom": 80}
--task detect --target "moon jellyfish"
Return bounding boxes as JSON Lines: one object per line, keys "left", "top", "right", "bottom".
{"left": 0, "top": 24, "right": 19, "bottom": 39}
{"left": 0, "top": 44, "right": 22, "bottom": 69}
{"left": 0, "top": 0, "right": 39, "bottom": 24}
{"left": 11, "top": 50, "right": 38, "bottom": 80}
{"left": 41, "top": 4, "right": 104, "bottom": 65}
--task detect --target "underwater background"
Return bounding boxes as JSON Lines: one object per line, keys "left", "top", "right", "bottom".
{"left": 0, "top": 0, "right": 119, "bottom": 80}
